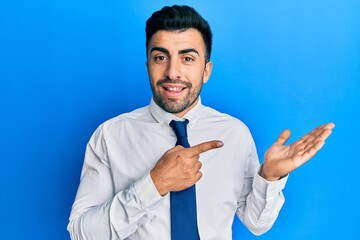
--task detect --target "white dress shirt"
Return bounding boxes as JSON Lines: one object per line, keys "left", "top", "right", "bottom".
{"left": 68, "top": 98, "right": 288, "bottom": 240}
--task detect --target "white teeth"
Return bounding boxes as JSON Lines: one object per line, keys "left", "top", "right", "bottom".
{"left": 167, "top": 87, "right": 182, "bottom": 91}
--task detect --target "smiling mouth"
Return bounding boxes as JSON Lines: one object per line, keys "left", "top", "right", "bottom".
{"left": 163, "top": 86, "right": 186, "bottom": 92}
{"left": 162, "top": 85, "right": 187, "bottom": 98}
{"left": 157, "top": 79, "right": 192, "bottom": 88}
{"left": 158, "top": 79, "right": 191, "bottom": 97}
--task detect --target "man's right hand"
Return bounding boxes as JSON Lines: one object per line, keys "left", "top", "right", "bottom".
{"left": 150, "top": 140, "right": 223, "bottom": 196}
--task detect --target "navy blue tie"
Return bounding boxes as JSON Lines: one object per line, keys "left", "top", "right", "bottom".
{"left": 169, "top": 120, "right": 200, "bottom": 240}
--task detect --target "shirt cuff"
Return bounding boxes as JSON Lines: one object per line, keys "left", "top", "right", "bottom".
{"left": 253, "top": 165, "right": 288, "bottom": 201}
{"left": 133, "top": 172, "right": 165, "bottom": 210}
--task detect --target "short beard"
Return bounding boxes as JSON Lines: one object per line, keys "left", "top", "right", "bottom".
{"left": 152, "top": 79, "right": 203, "bottom": 114}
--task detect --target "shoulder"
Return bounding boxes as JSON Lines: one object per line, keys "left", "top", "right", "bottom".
{"left": 200, "top": 106, "right": 249, "bottom": 131}
{"left": 196, "top": 105, "right": 254, "bottom": 142}
{"left": 93, "top": 105, "right": 152, "bottom": 135}
{"left": 106, "top": 105, "right": 150, "bottom": 124}
{"left": 195, "top": 105, "right": 255, "bottom": 149}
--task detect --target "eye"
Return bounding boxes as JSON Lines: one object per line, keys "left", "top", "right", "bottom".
{"left": 154, "top": 55, "right": 167, "bottom": 63}
{"left": 183, "top": 56, "right": 194, "bottom": 63}
{"left": 184, "top": 56, "right": 194, "bottom": 62}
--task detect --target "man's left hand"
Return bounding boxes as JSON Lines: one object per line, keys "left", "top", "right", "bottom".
{"left": 260, "top": 122, "right": 335, "bottom": 181}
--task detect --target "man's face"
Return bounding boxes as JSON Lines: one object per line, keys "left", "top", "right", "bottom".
{"left": 146, "top": 28, "right": 212, "bottom": 117}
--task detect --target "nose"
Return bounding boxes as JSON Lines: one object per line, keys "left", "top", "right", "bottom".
{"left": 165, "top": 59, "right": 182, "bottom": 80}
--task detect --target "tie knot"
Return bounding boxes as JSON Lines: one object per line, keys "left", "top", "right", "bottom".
{"left": 169, "top": 120, "right": 190, "bottom": 148}
{"left": 169, "top": 120, "right": 189, "bottom": 139}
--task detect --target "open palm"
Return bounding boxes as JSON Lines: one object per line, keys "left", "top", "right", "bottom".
{"left": 261, "top": 122, "right": 335, "bottom": 181}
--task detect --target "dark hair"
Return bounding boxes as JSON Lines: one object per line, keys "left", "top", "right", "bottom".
{"left": 146, "top": 5, "right": 213, "bottom": 61}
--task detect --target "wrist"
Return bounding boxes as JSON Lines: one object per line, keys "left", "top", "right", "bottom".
{"left": 150, "top": 170, "right": 168, "bottom": 196}
{"left": 259, "top": 164, "right": 280, "bottom": 181}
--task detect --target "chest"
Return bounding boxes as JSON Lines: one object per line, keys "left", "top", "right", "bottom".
{"left": 105, "top": 123, "right": 249, "bottom": 200}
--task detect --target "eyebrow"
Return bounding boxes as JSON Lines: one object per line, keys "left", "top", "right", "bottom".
{"left": 179, "top": 48, "right": 199, "bottom": 56}
{"left": 150, "top": 47, "right": 169, "bottom": 54}
{"left": 150, "top": 47, "right": 200, "bottom": 56}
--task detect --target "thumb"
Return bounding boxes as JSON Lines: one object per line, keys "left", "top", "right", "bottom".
{"left": 274, "top": 129, "right": 291, "bottom": 146}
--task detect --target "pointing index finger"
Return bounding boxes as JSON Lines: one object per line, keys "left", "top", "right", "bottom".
{"left": 187, "top": 140, "right": 224, "bottom": 156}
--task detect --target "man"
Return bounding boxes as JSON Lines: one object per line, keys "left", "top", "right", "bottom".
{"left": 68, "top": 5, "right": 334, "bottom": 239}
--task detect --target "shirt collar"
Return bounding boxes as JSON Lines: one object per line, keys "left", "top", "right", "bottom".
{"left": 149, "top": 97, "right": 203, "bottom": 128}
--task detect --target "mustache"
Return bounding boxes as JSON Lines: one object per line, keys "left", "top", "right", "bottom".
{"left": 156, "top": 79, "right": 192, "bottom": 88}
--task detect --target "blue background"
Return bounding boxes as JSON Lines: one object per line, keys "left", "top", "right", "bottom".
{"left": 1, "top": 0, "right": 359, "bottom": 239}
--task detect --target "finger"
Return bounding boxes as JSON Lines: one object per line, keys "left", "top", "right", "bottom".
{"left": 302, "top": 129, "right": 332, "bottom": 154}
{"left": 194, "top": 161, "right": 202, "bottom": 171}
{"left": 300, "top": 140, "right": 326, "bottom": 162}
{"left": 308, "top": 122, "right": 335, "bottom": 138}
{"left": 300, "top": 126, "right": 322, "bottom": 144}
{"left": 324, "top": 122, "right": 335, "bottom": 130}
{"left": 295, "top": 122, "right": 334, "bottom": 146}
{"left": 303, "top": 127, "right": 333, "bottom": 146}
{"left": 298, "top": 129, "right": 322, "bottom": 148}
{"left": 194, "top": 171, "right": 202, "bottom": 182}
{"left": 298, "top": 123, "right": 327, "bottom": 145}
{"left": 187, "top": 140, "right": 224, "bottom": 156}
{"left": 184, "top": 171, "right": 203, "bottom": 189}
{"left": 274, "top": 129, "right": 291, "bottom": 146}
{"left": 319, "top": 128, "right": 333, "bottom": 141}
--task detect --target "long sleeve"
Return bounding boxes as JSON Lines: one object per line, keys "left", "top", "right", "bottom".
{"left": 236, "top": 133, "right": 287, "bottom": 235}
{"left": 237, "top": 166, "right": 287, "bottom": 235}
{"left": 67, "top": 126, "right": 165, "bottom": 240}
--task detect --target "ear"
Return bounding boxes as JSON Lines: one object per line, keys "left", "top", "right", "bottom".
{"left": 203, "top": 61, "right": 213, "bottom": 84}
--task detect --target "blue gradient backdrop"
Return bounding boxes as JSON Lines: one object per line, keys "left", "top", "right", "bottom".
{"left": 1, "top": 1, "right": 359, "bottom": 239}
